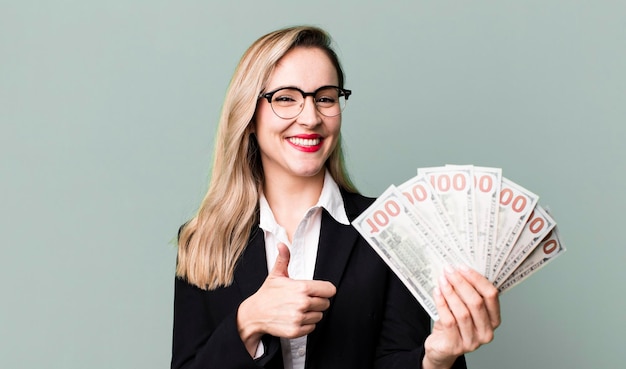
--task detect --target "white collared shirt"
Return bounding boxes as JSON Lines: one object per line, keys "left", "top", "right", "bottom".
{"left": 258, "top": 170, "right": 350, "bottom": 369}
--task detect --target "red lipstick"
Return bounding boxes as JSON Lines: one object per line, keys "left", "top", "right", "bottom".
{"left": 286, "top": 134, "right": 324, "bottom": 152}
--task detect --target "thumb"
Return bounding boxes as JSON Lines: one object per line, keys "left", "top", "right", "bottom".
{"left": 270, "top": 243, "right": 290, "bottom": 278}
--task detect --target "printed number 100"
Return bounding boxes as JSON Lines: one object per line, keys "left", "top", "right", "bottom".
{"left": 366, "top": 200, "right": 401, "bottom": 234}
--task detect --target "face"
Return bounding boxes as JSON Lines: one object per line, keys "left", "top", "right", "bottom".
{"left": 254, "top": 47, "right": 342, "bottom": 184}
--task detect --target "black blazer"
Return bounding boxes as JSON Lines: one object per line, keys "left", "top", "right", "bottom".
{"left": 171, "top": 191, "right": 467, "bottom": 369}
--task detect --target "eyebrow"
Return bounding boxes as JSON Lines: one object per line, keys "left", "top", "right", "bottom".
{"left": 265, "top": 84, "right": 339, "bottom": 92}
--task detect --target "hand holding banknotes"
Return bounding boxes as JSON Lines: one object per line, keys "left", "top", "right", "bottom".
{"left": 352, "top": 164, "right": 565, "bottom": 367}
{"left": 423, "top": 265, "right": 500, "bottom": 369}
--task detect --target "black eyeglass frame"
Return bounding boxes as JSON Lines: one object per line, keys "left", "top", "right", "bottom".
{"left": 258, "top": 85, "right": 352, "bottom": 118}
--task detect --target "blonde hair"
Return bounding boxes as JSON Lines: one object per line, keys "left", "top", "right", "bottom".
{"left": 177, "top": 26, "right": 357, "bottom": 290}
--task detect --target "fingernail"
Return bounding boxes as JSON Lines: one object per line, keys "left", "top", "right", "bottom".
{"left": 444, "top": 265, "right": 455, "bottom": 275}
{"left": 439, "top": 274, "right": 449, "bottom": 287}
{"left": 433, "top": 287, "right": 441, "bottom": 298}
{"left": 458, "top": 264, "right": 471, "bottom": 272}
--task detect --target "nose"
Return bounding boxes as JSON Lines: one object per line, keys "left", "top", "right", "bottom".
{"left": 296, "top": 96, "right": 322, "bottom": 127}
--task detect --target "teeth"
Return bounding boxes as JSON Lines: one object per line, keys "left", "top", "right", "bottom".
{"left": 288, "top": 137, "right": 321, "bottom": 146}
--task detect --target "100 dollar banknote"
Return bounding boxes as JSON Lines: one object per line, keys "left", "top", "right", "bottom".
{"left": 352, "top": 186, "right": 456, "bottom": 320}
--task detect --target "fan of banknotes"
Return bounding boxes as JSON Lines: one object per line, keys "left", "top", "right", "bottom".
{"left": 352, "top": 164, "right": 566, "bottom": 320}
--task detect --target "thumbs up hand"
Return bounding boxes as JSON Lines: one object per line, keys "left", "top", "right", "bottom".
{"left": 269, "top": 242, "right": 291, "bottom": 278}
{"left": 237, "top": 243, "right": 337, "bottom": 357}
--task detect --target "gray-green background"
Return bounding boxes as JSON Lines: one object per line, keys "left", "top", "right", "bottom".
{"left": 2, "top": 1, "right": 624, "bottom": 368}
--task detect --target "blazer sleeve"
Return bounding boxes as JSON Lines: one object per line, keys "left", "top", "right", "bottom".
{"left": 373, "top": 270, "right": 467, "bottom": 369}
{"left": 170, "top": 277, "right": 280, "bottom": 369}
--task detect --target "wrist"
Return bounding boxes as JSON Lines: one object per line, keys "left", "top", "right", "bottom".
{"left": 237, "top": 298, "right": 264, "bottom": 356}
{"left": 422, "top": 355, "right": 454, "bottom": 369}
{"left": 422, "top": 345, "right": 456, "bottom": 369}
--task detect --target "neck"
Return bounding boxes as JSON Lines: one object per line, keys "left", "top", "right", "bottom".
{"left": 263, "top": 170, "right": 326, "bottom": 240}
{"left": 264, "top": 170, "right": 325, "bottom": 210}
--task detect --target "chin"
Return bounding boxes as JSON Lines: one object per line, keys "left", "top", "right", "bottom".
{"left": 292, "top": 165, "right": 326, "bottom": 178}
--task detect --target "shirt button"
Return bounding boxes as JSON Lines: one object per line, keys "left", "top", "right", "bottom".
{"left": 297, "top": 346, "right": 306, "bottom": 357}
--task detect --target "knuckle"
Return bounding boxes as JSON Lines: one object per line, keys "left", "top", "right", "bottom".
{"left": 295, "top": 297, "right": 309, "bottom": 310}
{"left": 468, "top": 341, "right": 481, "bottom": 352}
{"left": 288, "top": 310, "right": 306, "bottom": 323}
{"left": 467, "top": 296, "right": 483, "bottom": 310}
{"left": 462, "top": 338, "right": 480, "bottom": 352}
{"left": 440, "top": 317, "right": 457, "bottom": 330}
{"left": 285, "top": 326, "right": 300, "bottom": 338}
{"left": 297, "top": 282, "right": 312, "bottom": 295}
{"left": 292, "top": 281, "right": 305, "bottom": 293}
{"left": 484, "top": 286, "right": 498, "bottom": 300}
{"left": 296, "top": 311, "right": 307, "bottom": 323}
{"left": 455, "top": 310, "right": 471, "bottom": 323}
{"left": 483, "top": 330, "right": 494, "bottom": 344}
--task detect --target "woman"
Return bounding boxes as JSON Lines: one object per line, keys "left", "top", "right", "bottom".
{"left": 171, "top": 25, "right": 500, "bottom": 369}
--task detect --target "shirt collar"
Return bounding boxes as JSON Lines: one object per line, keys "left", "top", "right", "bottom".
{"left": 318, "top": 170, "right": 350, "bottom": 225}
{"left": 259, "top": 170, "right": 350, "bottom": 230}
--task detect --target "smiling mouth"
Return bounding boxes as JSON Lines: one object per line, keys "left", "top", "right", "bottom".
{"left": 287, "top": 137, "right": 322, "bottom": 147}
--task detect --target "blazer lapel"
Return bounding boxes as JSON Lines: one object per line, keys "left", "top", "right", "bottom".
{"left": 312, "top": 209, "right": 360, "bottom": 286}
{"left": 312, "top": 190, "right": 367, "bottom": 286}
{"left": 234, "top": 226, "right": 269, "bottom": 299}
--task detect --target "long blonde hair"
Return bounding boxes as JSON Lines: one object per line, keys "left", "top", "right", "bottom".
{"left": 177, "top": 26, "right": 357, "bottom": 290}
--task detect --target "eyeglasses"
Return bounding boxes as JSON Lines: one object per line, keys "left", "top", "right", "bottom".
{"left": 259, "top": 85, "right": 352, "bottom": 119}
